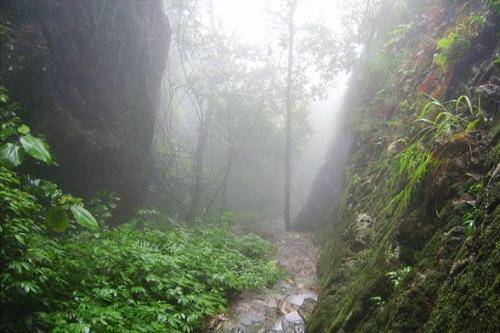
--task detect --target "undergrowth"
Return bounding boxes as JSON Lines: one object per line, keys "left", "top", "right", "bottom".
{"left": 32, "top": 223, "right": 280, "bottom": 333}
{"left": 433, "top": 13, "right": 486, "bottom": 71}
{"left": 384, "top": 94, "right": 482, "bottom": 214}
{"left": 309, "top": 2, "right": 498, "bottom": 331}
{"left": 0, "top": 87, "right": 280, "bottom": 332}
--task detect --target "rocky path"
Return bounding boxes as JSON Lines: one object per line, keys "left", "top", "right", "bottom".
{"left": 214, "top": 220, "right": 319, "bottom": 333}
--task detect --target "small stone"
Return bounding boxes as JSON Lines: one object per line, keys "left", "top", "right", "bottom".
{"left": 284, "top": 311, "right": 303, "bottom": 323}
{"left": 238, "top": 311, "right": 265, "bottom": 325}
{"left": 273, "top": 319, "right": 284, "bottom": 332}
{"left": 298, "top": 297, "right": 316, "bottom": 322}
{"left": 282, "top": 311, "right": 305, "bottom": 333}
{"left": 230, "top": 325, "right": 249, "bottom": 333}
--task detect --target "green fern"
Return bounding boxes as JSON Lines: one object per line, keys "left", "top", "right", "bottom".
{"left": 384, "top": 94, "right": 481, "bottom": 214}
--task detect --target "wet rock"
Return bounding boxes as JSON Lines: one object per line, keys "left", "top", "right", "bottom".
{"left": 272, "top": 281, "right": 295, "bottom": 293}
{"left": 477, "top": 76, "right": 500, "bottom": 100}
{"left": 227, "top": 324, "right": 249, "bottom": 333}
{"left": 280, "top": 297, "right": 299, "bottom": 314}
{"left": 447, "top": 225, "right": 466, "bottom": 235}
{"left": 238, "top": 310, "right": 265, "bottom": 326}
{"left": 449, "top": 258, "right": 470, "bottom": 277}
{"left": 298, "top": 297, "right": 316, "bottom": 323}
{"left": 217, "top": 220, "right": 318, "bottom": 333}
{"left": 346, "top": 213, "right": 376, "bottom": 251}
{"left": 273, "top": 319, "right": 284, "bottom": 333}
{"left": 264, "top": 297, "right": 280, "bottom": 317}
{"left": 282, "top": 311, "right": 305, "bottom": 333}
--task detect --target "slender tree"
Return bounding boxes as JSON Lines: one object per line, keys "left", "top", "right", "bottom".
{"left": 284, "top": 0, "right": 297, "bottom": 231}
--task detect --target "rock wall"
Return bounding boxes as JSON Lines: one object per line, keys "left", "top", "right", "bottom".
{"left": 293, "top": 79, "right": 355, "bottom": 232}
{"left": 0, "top": 0, "right": 170, "bottom": 219}
{"left": 301, "top": 0, "right": 499, "bottom": 331}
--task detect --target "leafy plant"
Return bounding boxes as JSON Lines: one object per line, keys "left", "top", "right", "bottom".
{"left": 487, "top": 0, "right": 500, "bottom": 12}
{"left": 87, "top": 191, "right": 120, "bottom": 226}
{"left": 7, "top": 220, "right": 280, "bottom": 333}
{"left": 0, "top": 91, "right": 53, "bottom": 167}
{"left": 0, "top": 89, "right": 97, "bottom": 232}
{"left": 468, "top": 182, "right": 484, "bottom": 196}
{"left": 433, "top": 14, "right": 486, "bottom": 71}
{"left": 386, "top": 266, "right": 412, "bottom": 288}
{"left": 384, "top": 94, "right": 481, "bottom": 214}
{"left": 434, "top": 32, "right": 469, "bottom": 70}
{"left": 386, "top": 142, "right": 435, "bottom": 213}
{"left": 0, "top": 86, "right": 280, "bottom": 332}
{"left": 384, "top": 24, "right": 412, "bottom": 49}
{"left": 416, "top": 94, "right": 479, "bottom": 140}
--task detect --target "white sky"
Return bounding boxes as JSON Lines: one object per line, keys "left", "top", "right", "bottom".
{"left": 212, "top": 0, "right": 344, "bottom": 43}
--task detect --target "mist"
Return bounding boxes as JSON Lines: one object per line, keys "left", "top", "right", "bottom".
{"left": 3, "top": 0, "right": 496, "bottom": 332}
{"left": 292, "top": 73, "right": 349, "bottom": 217}
{"left": 148, "top": 0, "right": 358, "bottom": 222}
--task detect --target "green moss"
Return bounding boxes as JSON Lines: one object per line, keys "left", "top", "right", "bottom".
{"left": 425, "top": 206, "right": 500, "bottom": 332}
{"left": 307, "top": 2, "right": 498, "bottom": 332}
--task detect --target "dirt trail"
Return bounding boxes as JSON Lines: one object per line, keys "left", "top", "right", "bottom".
{"left": 214, "top": 220, "right": 319, "bottom": 333}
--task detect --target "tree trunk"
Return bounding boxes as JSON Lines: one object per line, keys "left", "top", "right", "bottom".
{"left": 284, "top": 0, "right": 297, "bottom": 231}
{"left": 185, "top": 106, "right": 211, "bottom": 221}
{"left": 203, "top": 145, "right": 235, "bottom": 220}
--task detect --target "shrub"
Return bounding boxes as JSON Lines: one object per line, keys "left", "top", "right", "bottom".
{"left": 0, "top": 87, "right": 281, "bottom": 333}
{"left": 32, "top": 224, "right": 280, "bottom": 333}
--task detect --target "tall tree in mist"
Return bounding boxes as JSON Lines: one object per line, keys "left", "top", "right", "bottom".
{"left": 155, "top": 0, "right": 298, "bottom": 220}
{"left": 157, "top": 0, "right": 359, "bottom": 222}
{"left": 284, "top": 0, "right": 297, "bottom": 230}
{"left": 279, "top": 0, "right": 359, "bottom": 229}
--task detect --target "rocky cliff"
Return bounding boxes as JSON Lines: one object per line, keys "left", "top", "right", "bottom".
{"left": 298, "top": 0, "right": 499, "bottom": 331}
{"left": 1, "top": 0, "right": 170, "bottom": 219}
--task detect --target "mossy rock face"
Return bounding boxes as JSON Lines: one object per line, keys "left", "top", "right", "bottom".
{"left": 425, "top": 205, "right": 500, "bottom": 333}
{"left": 305, "top": 1, "right": 500, "bottom": 331}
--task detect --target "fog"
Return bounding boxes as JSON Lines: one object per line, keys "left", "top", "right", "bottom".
{"left": 151, "top": 0, "right": 359, "bottom": 224}
{"left": 292, "top": 73, "right": 349, "bottom": 217}
{"left": 2, "top": 1, "right": 494, "bottom": 331}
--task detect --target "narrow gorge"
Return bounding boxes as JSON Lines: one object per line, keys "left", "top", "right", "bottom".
{"left": 0, "top": 0, "right": 498, "bottom": 332}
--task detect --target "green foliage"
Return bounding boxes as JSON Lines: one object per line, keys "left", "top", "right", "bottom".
{"left": 386, "top": 266, "right": 412, "bottom": 288}
{"left": 434, "top": 32, "right": 469, "bottom": 70}
{"left": 307, "top": 2, "right": 498, "bottom": 332}
{"left": 0, "top": 87, "right": 97, "bottom": 233}
{"left": 87, "top": 191, "right": 120, "bottom": 226}
{"left": 386, "top": 142, "right": 435, "bottom": 213}
{"left": 69, "top": 205, "right": 98, "bottom": 230}
{"left": 0, "top": 142, "right": 23, "bottom": 167}
{"left": 31, "top": 223, "right": 279, "bottom": 333}
{"left": 384, "top": 94, "right": 481, "bottom": 214}
{"left": 1, "top": 87, "right": 280, "bottom": 332}
{"left": 468, "top": 182, "right": 484, "bottom": 196}
{"left": 433, "top": 14, "right": 486, "bottom": 71}
{"left": 486, "top": 0, "right": 500, "bottom": 13}
{"left": 45, "top": 207, "right": 71, "bottom": 232}
{"left": 0, "top": 93, "right": 54, "bottom": 167}
{"left": 384, "top": 24, "right": 412, "bottom": 49}
{"left": 19, "top": 133, "right": 52, "bottom": 164}
{"left": 416, "top": 94, "right": 479, "bottom": 139}
{"left": 2, "top": 191, "right": 280, "bottom": 333}
{"left": 133, "top": 207, "right": 181, "bottom": 230}
{"left": 425, "top": 207, "right": 500, "bottom": 332}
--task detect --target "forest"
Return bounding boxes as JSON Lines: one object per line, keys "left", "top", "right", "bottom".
{"left": 0, "top": 0, "right": 498, "bottom": 332}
